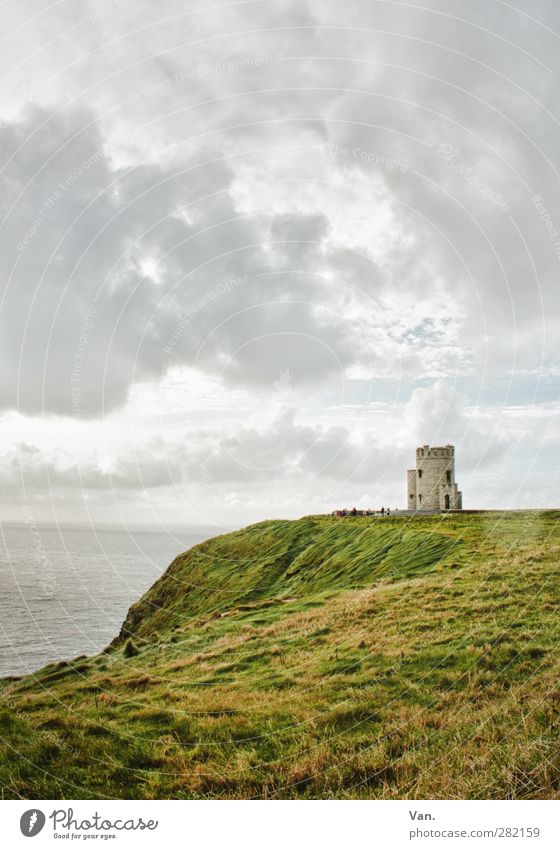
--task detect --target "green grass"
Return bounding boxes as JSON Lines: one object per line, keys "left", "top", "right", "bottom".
{"left": 1, "top": 511, "right": 559, "bottom": 799}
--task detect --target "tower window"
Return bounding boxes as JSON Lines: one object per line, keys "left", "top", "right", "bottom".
{"left": 446, "top": 470, "right": 451, "bottom": 483}
{"left": 418, "top": 494, "right": 422, "bottom": 502}
{"left": 418, "top": 469, "right": 422, "bottom": 478}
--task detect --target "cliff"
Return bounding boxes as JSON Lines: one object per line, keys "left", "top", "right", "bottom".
{"left": 1, "top": 512, "right": 559, "bottom": 799}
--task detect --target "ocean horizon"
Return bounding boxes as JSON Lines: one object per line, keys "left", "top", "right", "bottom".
{"left": 0, "top": 522, "right": 218, "bottom": 678}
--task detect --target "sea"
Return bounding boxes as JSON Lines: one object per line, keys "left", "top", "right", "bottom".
{"left": 0, "top": 523, "right": 217, "bottom": 678}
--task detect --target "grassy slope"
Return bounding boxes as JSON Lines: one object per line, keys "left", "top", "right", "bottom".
{"left": 0, "top": 512, "right": 559, "bottom": 799}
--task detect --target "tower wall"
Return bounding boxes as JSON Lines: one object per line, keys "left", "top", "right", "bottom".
{"left": 407, "top": 469, "right": 417, "bottom": 508}
{"left": 410, "top": 444, "right": 460, "bottom": 511}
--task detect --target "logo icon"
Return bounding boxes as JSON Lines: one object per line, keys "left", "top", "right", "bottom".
{"left": 20, "top": 809, "right": 46, "bottom": 837}
{"left": 272, "top": 368, "right": 294, "bottom": 404}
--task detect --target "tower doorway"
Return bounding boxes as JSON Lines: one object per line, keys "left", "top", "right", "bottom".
{"left": 444, "top": 494, "right": 450, "bottom": 510}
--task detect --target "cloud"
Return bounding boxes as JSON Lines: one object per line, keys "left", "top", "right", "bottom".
{"left": 403, "top": 379, "right": 510, "bottom": 467}
{"left": 0, "top": 102, "right": 468, "bottom": 418}
{"left": 0, "top": 1, "right": 559, "bottom": 519}
{"left": 0, "top": 408, "right": 395, "bottom": 494}
{"left": 0, "top": 439, "right": 178, "bottom": 493}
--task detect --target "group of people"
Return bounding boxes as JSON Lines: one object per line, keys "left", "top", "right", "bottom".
{"left": 332, "top": 507, "right": 392, "bottom": 517}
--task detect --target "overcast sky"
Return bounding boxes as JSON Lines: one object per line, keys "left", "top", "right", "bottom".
{"left": 0, "top": 0, "right": 559, "bottom": 530}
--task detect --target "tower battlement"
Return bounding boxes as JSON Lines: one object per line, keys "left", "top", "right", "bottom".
{"left": 416, "top": 444, "right": 455, "bottom": 459}
{"left": 407, "top": 445, "right": 462, "bottom": 511}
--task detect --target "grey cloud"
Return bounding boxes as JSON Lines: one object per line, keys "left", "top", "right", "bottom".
{"left": 0, "top": 441, "right": 178, "bottom": 493}
{"left": 194, "top": 408, "right": 403, "bottom": 485}
{"left": 5, "top": 99, "right": 426, "bottom": 416}
{"left": 0, "top": 0, "right": 558, "bottom": 521}
{"left": 0, "top": 106, "right": 365, "bottom": 415}
{"left": 0, "top": 412, "right": 395, "bottom": 494}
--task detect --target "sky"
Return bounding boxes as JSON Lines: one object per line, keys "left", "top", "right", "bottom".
{"left": 0, "top": 0, "right": 559, "bottom": 531}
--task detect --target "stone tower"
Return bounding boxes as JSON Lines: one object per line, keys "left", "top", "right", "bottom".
{"left": 407, "top": 444, "right": 462, "bottom": 511}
